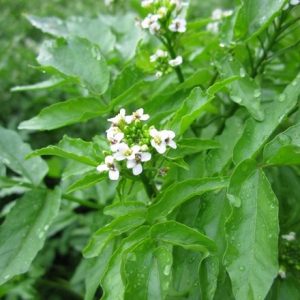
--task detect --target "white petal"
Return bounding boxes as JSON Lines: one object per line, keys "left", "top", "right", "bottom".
{"left": 105, "top": 155, "right": 114, "bottom": 164}
{"left": 125, "top": 116, "right": 133, "bottom": 124}
{"left": 133, "top": 164, "right": 143, "bottom": 175}
{"left": 155, "top": 143, "right": 167, "bottom": 154}
{"left": 136, "top": 108, "right": 144, "bottom": 115}
{"left": 149, "top": 128, "right": 158, "bottom": 137}
{"left": 168, "top": 140, "right": 177, "bottom": 149}
{"left": 141, "top": 114, "right": 150, "bottom": 121}
{"left": 127, "top": 159, "right": 136, "bottom": 169}
{"left": 97, "top": 164, "right": 109, "bottom": 173}
{"left": 160, "top": 130, "right": 170, "bottom": 140}
{"left": 141, "top": 152, "right": 152, "bottom": 162}
{"left": 109, "top": 169, "right": 119, "bottom": 180}
{"left": 114, "top": 152, "right": 126, "bottom": 161}
{"left": 131, "top": 145, "right": 141, "bottom": 154}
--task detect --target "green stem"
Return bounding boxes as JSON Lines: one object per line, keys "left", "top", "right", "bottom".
{"left": 140, "top": 173, "right": 157, "bottom": 198}
{"left": 160, "top": 35, "right": 185, "bottom": 83}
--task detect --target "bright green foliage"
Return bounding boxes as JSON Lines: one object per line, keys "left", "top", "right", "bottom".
{"left": 0, "top": 127, "right": 48, "bottom": 186}
{"left": 225, "top": 160, "right": 279, "bottom": 300}
{"left": 0, "top": 189, "right": 61, "bottom": 285}
{"left": 1, "top": 0, "right": 300, "bottom": 299}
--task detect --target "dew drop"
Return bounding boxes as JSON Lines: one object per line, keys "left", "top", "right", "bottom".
{"left": 240, "top": 68, "right": 246, "bottom": 78}
{"left": 163, "top": 265, "right": 171, "bottom": 276}
{"left": 254, "top": 89, "right": 261, "bottom": 98}
{"left": 279, "top": 94, "right": 286, "bottom": 102}
{"left": 239, "top": 266, "right": 245, "bottom": 271}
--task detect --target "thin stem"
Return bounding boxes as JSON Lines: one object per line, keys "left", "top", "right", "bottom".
{"left": 164, "top": 36, "right": 185, "bottom": 83}
{"left": 140, "top": 173, "right": 157, "bottom": 198}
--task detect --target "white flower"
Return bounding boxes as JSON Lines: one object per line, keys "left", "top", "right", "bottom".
{"left": 150, "top": 49, "right": 168, "bottom": 62}
{"left": 113, "top": 143, "right": 133, "bottom": 161}
{"left": 223, "top": 10, "right": 233, "bottom": 17}
{"left": 169, "top": 18, "right": 187, "bottom": 33}
{"left": 291, "top": 0, "right": 300, "bottom": 5}
{"left": 211, "top": 8, "right": 223, "bottom": 20}
{"left": 106, "top": 126, "right": 124, "bottom": 151}
{"left": 141, "top": 0, "right": 154, "bottom": 7}
{"left": 104, "top": 0, "right": 114, "bottom": 6}
{"left": 126, "top": 145, "right": 152, "bottom": 175}
{"left": 168, "top": 56, "right": 183, "bottom": 67}
{"left": 97, "top": 155, "right": 120, "bottom": 180}
{"left": 107, "top": 109, "right": 127, "bottom": 126}
{"left": 206, "top": 22, "right": 219, "bottom": 34}
{"left": 150, "top": 128, "right": 176, "bottom": 154}
{"left": 125, "top": 108, "right": 150, "bottom": 124}
{"left": 141, "top": 14, "right": 161, "bottom": 34}
{"left": 155, "top": 71, "right": 163, "bottom": 78}
{"left": 282, "top": 231, "right": 296, "bottom": 241}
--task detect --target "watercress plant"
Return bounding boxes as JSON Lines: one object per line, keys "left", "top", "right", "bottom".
{"left": 1, "top": 0, "right": 300, "bottom": 299}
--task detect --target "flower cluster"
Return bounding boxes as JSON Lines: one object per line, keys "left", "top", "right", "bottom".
{"left": 138, "top": 0, "right": 187, "bottom": 35}
{"left": 206, "top": 8, "right": 233, "bottom": 34}
{"left": 150, "top": 49, "right": 183, "bottom": 78}
{"left": 283, "top": 0, "right": 300, "bottom": 9}
{"left": 137, "top": 0, "right": 187, "bottom": 79}
{"left": 97, "top": 109, "right": 176, "bottom": 180}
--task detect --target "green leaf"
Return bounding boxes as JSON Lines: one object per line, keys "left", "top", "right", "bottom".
{"left": 169, "top": 87, "right": 212, "bottom": 135}
{"left": 26, "top": 15, "right": 116, "bottom": 55}
{"left": 101, "top": 226, "right": 150, "bottom": 300}
{"left": 83, "top": 213, "right": 146, "bottom": 258}
{"left": 147, "top": 177, "right": 228, "bottom": 222}
{"left": 206, "top": 114, "right": 244, "bottom": 175}
{"left": 104, "top": 201, "right": 147, "bottom": 218}
{"left": 167, "top": 138, "right": 219, "bottom": 160}
{"left": 11, "top": 77, "right": 65, "bottom": 92}
{"left": 218, "top": 56, "right": 264, "bottom": 121}
{"left": 151, "top": 221, "right": 217, "bottom": 253}
{"left": 0, "top": 189, "right": 61, "bottom": 284}
{"left": 233, "top": 73, "right": 300, "bottom": 164}
{"left": 19, "top": 97, "right": 108, "bottom": 131}
{"left": 224, "top": 160, "right": 279, "bottom": 300}
{"left": 263, "top": 123, "right": 300, "bottom": 165}
{"left": 235, "top": 0, "right": 285, "bottom": 39}
{"left": 66, "top": 171, "right": 106, "bottom": 194}
{"left": 206, "top": 75, "right": 240, "bottom": 97}
{"left": 37, "top": 37, "right": 110, "bottom": 94}
{"left": 0, "top": 127, "right": 48, "bottom": 186}
{"left": 124, "top": 240, "right": 172, "bottom": 300}
{"left": 28, "top": 135, "right": 100, "bottom": 166}
{"left": 84, "top": 241, "right": 115, "bottom": 300}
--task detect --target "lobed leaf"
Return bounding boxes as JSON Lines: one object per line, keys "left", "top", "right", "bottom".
{"left": 0, "top": 189, "right": 61, "bottom": 284}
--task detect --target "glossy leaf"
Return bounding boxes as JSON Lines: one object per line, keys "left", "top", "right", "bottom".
{"left": 147, "top": 177, "right": 228, "bottom": 222}
{"left": 235, "top": 0, "right": 285, "bottom": 39}
{"left": 151, "top": 221, "right": 217, "bottom": 253}
{"left": 0, "top": 127, "right": 48, "bottom": 186}
{"left": 169, "top": 87, "right": 212, "bottom": 135}
{"left": 124, "top": 240, "right": 172, "bottom": 300}
{"left": 28, "top": 135, "right": 100, "bottom": 166}
{"left": 37, "top": 37, "right": 110, "bottom": 94}
{"left": 101, "top": 226, "right": 150, "bottom": 300}
{"left": 233, "top": 73, "right": 300, "bottom": 164}
{"left": 0, "top": 189, "right": 61, "bottom": 284}
{"left": 219, "top": 57, "right": 264, "bottom": 120}
{"left": 26, "top": 15, "right": 116, "bottom": 55}
{"left": 19, "top": 97, "right": 108, "bottom": 131}
{"left": 66, "top": 171, "right": 107, "bottom": 194}
{"left": 104, "top": 201, "right": 147, "bottom": 218}
{"left": 263, "top": 123, "right": 300, "bottom": 165}
{"left": 206, "top": 114, "right": 244, "bottom": 175}
{"left": 83, "top": 213, "right": 146, "bottom": 258}
{"left": 225, "top": 160, "right": 279, "bottom": 300}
